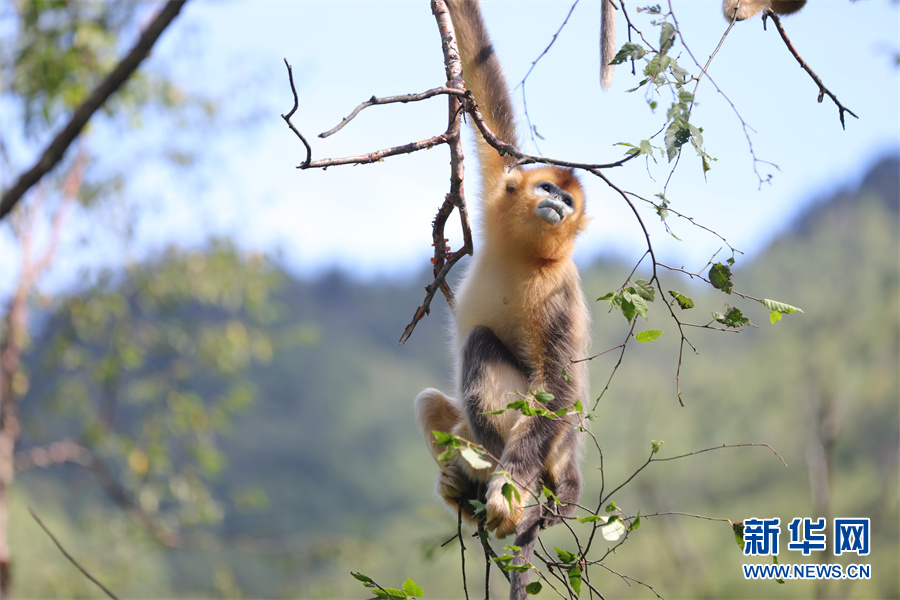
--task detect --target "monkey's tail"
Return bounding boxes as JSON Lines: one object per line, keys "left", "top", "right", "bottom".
{"left": 445, "top": 0, "right": 519, "bottom": 189}
{"left": 508, "top": 516, "right": 541, "bottom": 600}
{"left": 600, "top": 0, "right": 617, "bottom": 90}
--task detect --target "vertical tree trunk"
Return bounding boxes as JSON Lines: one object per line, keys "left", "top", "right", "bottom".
{"left": 0, "top": 285, "right": 26, "bottom": 600}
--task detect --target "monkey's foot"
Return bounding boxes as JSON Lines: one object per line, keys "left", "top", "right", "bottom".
{"left": 437, "top": 463, "right": 472, "bottom": 503}
{"left": 484, "top": 477, "right": 523, "bottom": 538}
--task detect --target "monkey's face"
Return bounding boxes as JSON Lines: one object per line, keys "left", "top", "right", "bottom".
{"left": 500, "top": 166, "right": 587, "bottom": 261}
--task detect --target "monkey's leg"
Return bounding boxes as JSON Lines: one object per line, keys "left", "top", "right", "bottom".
{"left": 483, "top": 416, "right": 553, "bottom": 538}
{"left": 460, "top": 326, "right": 533, "bottom": 538}
{"left": 415, "top": 387, "right": 488, "bottom": 522}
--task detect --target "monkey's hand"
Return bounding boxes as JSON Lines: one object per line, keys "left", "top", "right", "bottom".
{"left": 484, "top": 476, "right": 524, "bottom": 538}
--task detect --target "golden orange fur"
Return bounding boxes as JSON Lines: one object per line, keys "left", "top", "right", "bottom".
{"left": 723, "top": 0, "right": 807, "bottom": 21}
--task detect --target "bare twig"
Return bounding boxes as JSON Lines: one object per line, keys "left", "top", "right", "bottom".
{"left": 0, "top": 0, "right": 189, "bottom": 220}
{"left": 458, "top": 504, "right": 470, "bottom": 600}
{"left": 300, "top": 131, "right": 455, "bottom": 170}
{"left": 28, "top": 506, "right": 119, "bottom": 600}
{"left": 765, "top": 12, "right": 858, "bottom": 129}
{"left": 652, "top": 442, "right": 787, "bottom": 467}
{"left": 516, "top": 0, "right": 581, "bottom": 152}
{"left": 281, "top": 59, "right": 312, "bottom": 168}
{"left": 319, "top": 87, "right": 466, "bottom": 139}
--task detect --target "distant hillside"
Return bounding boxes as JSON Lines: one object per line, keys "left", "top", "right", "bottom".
{"left": 14, "top": 156, "right": 898, "bottom": 599}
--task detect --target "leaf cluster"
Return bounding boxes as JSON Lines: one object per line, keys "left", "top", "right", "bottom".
{"left": 352, "top": 572, "right": 424, "bottom": 600}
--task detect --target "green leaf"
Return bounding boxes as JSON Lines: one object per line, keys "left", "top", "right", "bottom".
{"left": 431, "top": 431, "right": 457, "bottom": 448}
{"left": 577, "top": 514, "right": 608, "bottom": 523}
{"left": 635, "top": 329, "right": 664, "bottom": 343}
{"left": 597, "top": 292, "right": 615, "bottom": 302}
{"left": 651, "top": 440, "right": 664, "bottom": 454}
{"left": 611, "top": 42, "right": 646, "bottom": 65}
{"left": 668, "top": 290, "right": 694, "bottom": 309}
{"left": 402, "top": 577, "right": 424, "bottom": 598}
{"left": 605, "top": 501, "right": 617, "bottom": 512}
{"left": 468, "top": 499, "right": 486, "bottom": 515}
{"left": 715, "top": 306, "right": 757, "bottom": 329}
{"left": 762, "top": 298, "right": 804, "bottom": 317}
{"left": 533, "top": 390, "right": 554, "bottom": 404}
{"left": 376, "top": 587, "right": 411, "bottom": 599}
{"left": 351, "top": 572, "right": 375, "bottom": 585}
{"left": 658, "top": 22, "right": 676, "bottom": 55}
{"left": 459, "top": 447, "right": 492, "bottom": 470}
{"left": 502, "top": 482, "right": 521, "bottom": 509}
{"left": 622, "top": 290, "right": 649, "bottom": 321}
{"left": 732, "top": 520, "right": 745, "bottom": 551}
{"left": 525, "top": 581, "right": 543, "bottom": 595}
{"left": 601, "top": 518, "right": 627, "bottom": 541}
{"left": 629, "top": 511, "right": 642, "bottom": 531}
{"left": 620, "top": 297, "right": 637, "bottom": 323}
{"left": 632, "top": 278, "right": 655, "bottom": 302}
{"left": 567, "top": 564, "right": 583, "bottom": 595}
{"left": 554, "top": 546, "right": 577, "bottom": 564}
{"left": 543, "top": 485, "right": 560, "bottom": 503}
{"left": 708, "top": 262, "right": 733, "bottom": 294}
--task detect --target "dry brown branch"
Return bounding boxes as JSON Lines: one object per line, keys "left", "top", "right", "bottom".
{"left": 0, "top": 0, "right": 189, "bottom": 220}
{"left": 28, "top": 506, "right": 119, "bottom": 600}
{"left": 13, "top": 440, "right": 92, "bottom": 471}
{"left": 765, "top": 11, "right": 858, "bottom": 129}
{"left": 319, "top": 87, "right": 467, "bottom": 139}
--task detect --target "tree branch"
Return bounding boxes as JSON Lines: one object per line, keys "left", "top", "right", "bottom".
{"left": 0, "top": 0, "right": 189, "bottom": 220}
{"left": 765, "top": 11, "right": 858, "bottom": 130}
{"left": 28, "top": 506, "right": 119, "bottom": 600}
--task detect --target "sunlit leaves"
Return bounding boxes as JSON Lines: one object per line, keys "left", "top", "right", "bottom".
{"left": 635, "top": 329, "right": 664, "bottom": 343}
{"left": 599, "top": 278, "right": 655, "bottom": 323}
{"left": 764, "top": 298, "right": 804, "bottom": 324}
{"left": 554, "top": 547, "right": 583, "bottom": 595}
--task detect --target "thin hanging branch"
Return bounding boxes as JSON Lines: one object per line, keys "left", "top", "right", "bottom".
{"left": 0, "top": 0, "right": 189, "bottom": 220}
{"left": 765, "top": 11, "right": 858, "bottom": 129}
{"left": 28, "top": 506, "right": 119, "bottom": 600}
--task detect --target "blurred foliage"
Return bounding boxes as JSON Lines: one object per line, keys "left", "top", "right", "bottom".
{"left": 23, "top": 242, "right": 282, "bottom": 527}
{"left": 1, "top": 0, "right": 190, "bottom": 136}
{"left": 13, "top": 156, "right": 898, "bottom": 598}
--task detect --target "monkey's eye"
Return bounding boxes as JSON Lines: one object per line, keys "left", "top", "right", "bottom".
{"left": 561, "top": 195, "right": 574, "bottom": 208}
{"left": 539, "top": 182, "right": 554, "bottom": 194}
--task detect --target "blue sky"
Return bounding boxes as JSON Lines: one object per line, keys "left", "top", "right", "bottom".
{"left": 2, "top": 0, "right": 898, "bottom": 297}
